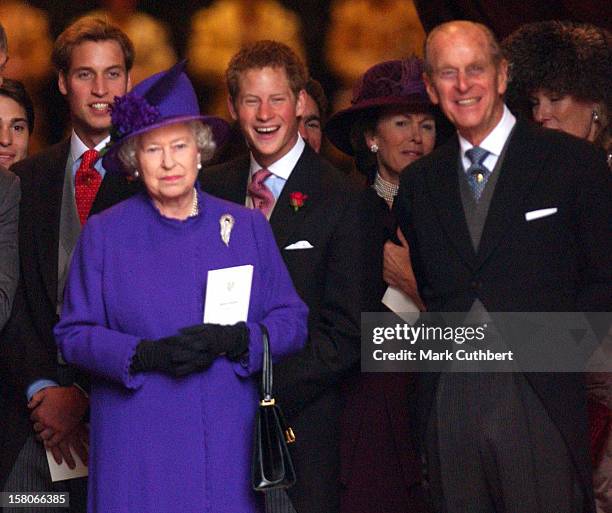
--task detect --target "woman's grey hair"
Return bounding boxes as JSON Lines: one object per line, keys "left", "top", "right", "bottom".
{"left": 118, "top": 120, "right": 216, "bottom": 175}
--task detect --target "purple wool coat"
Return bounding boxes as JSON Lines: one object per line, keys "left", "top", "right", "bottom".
{"left": 54, "top": 189, "right": 308, "bottom": 513}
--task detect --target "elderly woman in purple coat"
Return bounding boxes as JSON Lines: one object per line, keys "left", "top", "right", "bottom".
{"left": 54, "top": 62, "right": 308, "bottom": 513}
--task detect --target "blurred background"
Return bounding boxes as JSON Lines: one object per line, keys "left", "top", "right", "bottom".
{"left": 1, "top": 0, "right": 609, "bottom": 159}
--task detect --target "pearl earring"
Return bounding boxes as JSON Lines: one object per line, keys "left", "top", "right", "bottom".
{"left": 197, "top": 161, "right": 202, "bottom": 170}
{"left": 133, "top": 169, "right": 140, "bottom": 179}
{"left": 592, "top": 110, "right": 600, "bottom": 122}
{"left": 370, "top": 144, "right": 379, "bottom": 153}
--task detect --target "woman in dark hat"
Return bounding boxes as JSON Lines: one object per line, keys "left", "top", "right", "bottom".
{"left": 325, "top": 57, "right": 439, "bottom": 513}
{"left": 503, "top": 20, "right": 611, "bottom": 167}
{"left": 326, "top": 58, "right": 450, "bottom": 312}
{"left": 54, "top": 62, "right": 307, "bottom": 513}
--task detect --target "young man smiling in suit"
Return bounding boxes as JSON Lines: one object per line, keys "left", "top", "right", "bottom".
{"left": 1, "top": 18, "right": 140, "bottom": 512}
{"left": 201, "top": 40, "right": 361, "bottom": 513}
{"left": 394, "top": 20, "right": 611, "bottom": 513}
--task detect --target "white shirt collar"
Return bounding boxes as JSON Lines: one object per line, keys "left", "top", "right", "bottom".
{"left": 459, "top": 105, "right": 516, "bottom": 162}
{"left": 70, "top": 131, "right": 110, "bottom": 164}
{"left": 249, "top": 135, "right": 305, "bottom": 179}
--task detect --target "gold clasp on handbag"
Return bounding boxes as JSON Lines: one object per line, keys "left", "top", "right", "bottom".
{"left": 284, "top": 427, "right": 296, "bottom": 444}
{"left": 260, "top": 398, "right": 275, "bottom": 406}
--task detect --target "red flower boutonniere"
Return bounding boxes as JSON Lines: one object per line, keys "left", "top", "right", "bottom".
{"left": 289, "top": 191, "right": 308, "bottom": 212}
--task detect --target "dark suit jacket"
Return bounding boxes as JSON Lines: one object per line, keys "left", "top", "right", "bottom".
{"left": 340, "top": 187, "right": 429, "bottom": 513}
{"left": 201, "top": 144, "right": 361, "bottom": 513}
{"left": 394, "top": 120, "right": 612, "bottom": 511}
{"left": 0, "top": 166, "right": 20, "bottom": 331}
{"left": 0, "top": 139, "right": 142, "bottom": 487}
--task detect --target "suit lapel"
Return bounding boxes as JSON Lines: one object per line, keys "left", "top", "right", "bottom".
{"left": 34, "top": 140, "right": 71, "bottom": 307}
{"left": 57, "top": 156, "right": 81, "bottom": 300}
{"left": 269, "top": 145, "right": 320, "bottom": 250}
{"left": 476, "top": 121, "right": 545, "bottom": 267}
{"left": 425, "top": 137, "right": 478, "bottom": 269}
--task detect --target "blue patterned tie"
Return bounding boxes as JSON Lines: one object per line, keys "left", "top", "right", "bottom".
{"left": 465, "top": 146, "right": 491, "bottom": 201}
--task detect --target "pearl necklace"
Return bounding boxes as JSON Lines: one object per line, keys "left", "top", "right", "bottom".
{"left": 373, "top": 172, "right": 399, "bottom": 208}
{"left": 188, "top": 188, "right": 199, "bottom": 217}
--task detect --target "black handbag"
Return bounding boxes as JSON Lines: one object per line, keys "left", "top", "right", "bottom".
{"left": 251, "top": 323, "right": 297, "bottom": 491}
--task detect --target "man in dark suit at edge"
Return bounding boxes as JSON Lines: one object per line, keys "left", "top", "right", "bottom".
{"left": 0, "top": 19, "right": 21, "bottom": 501}
{"left": 393, "top": 20, "right": 612, "bottom": 513}
{"left": 0, "top": 21, "right": 20, "bottom": 332}
{"left": 1, "top": 18, "right": 140, "bottom": 512}
{"left": 201, "top": 40, "right": 361, "bottom": 513}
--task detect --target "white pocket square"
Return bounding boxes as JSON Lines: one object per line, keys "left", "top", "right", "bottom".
{"left": 284, "top": 240, "right": 314, "bottom": 250}
{"left": 525, "top": 208, "right": 558, "bottom": 222}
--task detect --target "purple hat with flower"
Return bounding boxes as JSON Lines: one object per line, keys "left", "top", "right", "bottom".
{"left": 102, "top": 60, "right": 230, "bottom": 173}
{"left": 325, "top": 58, "right": 433, "bottom": 155}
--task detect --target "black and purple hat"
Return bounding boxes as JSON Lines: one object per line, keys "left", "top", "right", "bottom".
{"left": 102, "top": 60, "right": 229, "bottom": 173}
{"left": 325, "top": 58, "right": 433, "bottom": 155}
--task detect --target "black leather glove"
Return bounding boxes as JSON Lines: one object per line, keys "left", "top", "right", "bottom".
{"left": 169, "top": 322, "right": 249, "bottom": 376}
{"left": 177, "top": 322, "right": 249, "bottom": 360}
{"left": 130, "top": 323, "right": 249, "bottom": 377}
{"left": 130, "top": 335, "right": 182, "bottom": 374}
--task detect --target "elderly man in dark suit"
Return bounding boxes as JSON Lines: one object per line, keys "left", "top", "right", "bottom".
{"left": 394, "top": 20, "right": 611, "bottom": 513}
{"left": 1, "top": 18, "right": 141, "bottom": 512}
{"left": 201, "top": 40, "right": 361, "bottom": 513}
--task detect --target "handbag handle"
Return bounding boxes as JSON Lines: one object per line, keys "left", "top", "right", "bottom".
{"left": 259, "top": 323, "right": 274, "bottom": 405}
{"left": 257, "top": 323, "right": 296, "bottom": 444}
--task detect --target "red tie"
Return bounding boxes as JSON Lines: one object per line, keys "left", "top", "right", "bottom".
{"left": 75, "top": 149, "right": 101, "bottom": 225}
{"left": 248, "top": 168, "right": 274, "bottom": 217}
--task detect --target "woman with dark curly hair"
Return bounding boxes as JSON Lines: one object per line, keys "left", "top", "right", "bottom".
{"left": 503, "top": 20, "right": 611, "bottom": 167}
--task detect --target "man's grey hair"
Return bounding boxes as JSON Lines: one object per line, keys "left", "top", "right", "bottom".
{"left": 118, "top": 120, "right": 216, "bottom": 175}
{"left": 423, "top": 20, "right": 504, "bottom": 77}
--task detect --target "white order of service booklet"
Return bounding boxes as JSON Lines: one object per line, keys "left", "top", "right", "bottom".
{"left": 46, "top": 445, "right": 88, "bottom": 482}
{"left": 204, "top": 264, "right": 253, "bottom": 324}
{"left": 381, "top": 285, "right": 420, "bottom": 324}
